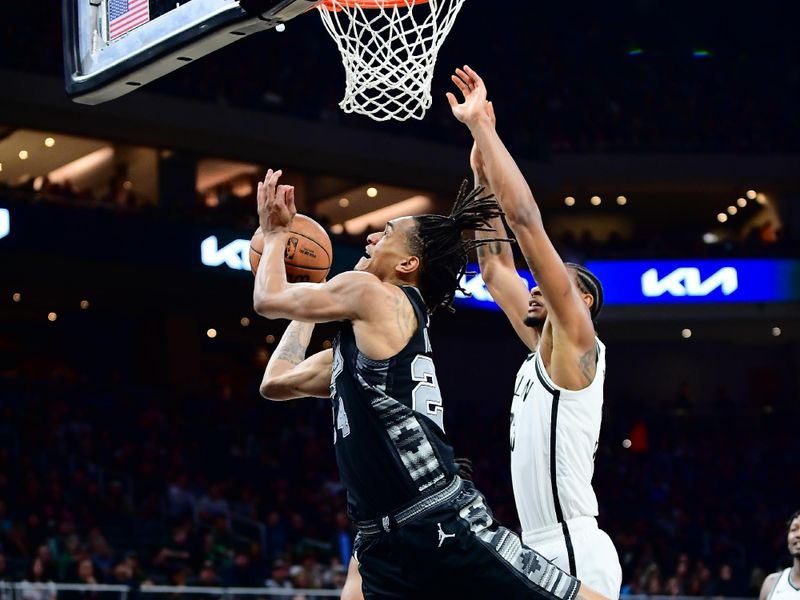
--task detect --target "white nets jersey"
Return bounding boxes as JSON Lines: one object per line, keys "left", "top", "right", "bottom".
{"left": 510, "top": 338, "right": 606, "bottom": 534}
{"left": 769, "top": 569, "right": 800, "bottom": 600}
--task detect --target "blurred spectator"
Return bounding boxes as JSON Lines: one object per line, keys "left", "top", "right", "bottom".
{"left": 20, "top": 558, "right": 57, "bottom": 600}
{"left": 197, "top": 561, "right": 219, "bottom": 587}
{"left": 110, "top": 561, "right": 136, "bottom": 587}
{"left": 167, "top": 474, "right": 196, "bottom": 519}
{"left": 74, "top": 558, "right": 98, "bottom": 588}
{"left": 88, "top": 530, "right": 114, "bottom": 582}
{"left": 711, "top": 564, "right": 739, "bottom": 597}
{"left": 222, "top": 551, "right": 262, "bottom": 587}
{"left": 0, "top": 553, "right": 10, "bottom": 581}
{"left": 152, "top": 526, "right": 195, "bottom": 576}
{"left": 330, "top": 512, "right": 353, "bottom": 568}
{"left": 264, "top": 560, "right": 294, "bottom": 600}
{"left": 196, "top": 485, "right": 230, "bottom": 523}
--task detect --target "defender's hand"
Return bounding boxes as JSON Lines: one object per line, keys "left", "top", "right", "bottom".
{"left": 258, "top": 169, "right": 296, "bottom": 233}
{"left": 447, "top": 65, "right": 493, "bottom": 128}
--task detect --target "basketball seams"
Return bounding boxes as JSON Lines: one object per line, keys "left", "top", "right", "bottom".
{"left": 251, "top": 231, "right": 332, "bottom": 266}
{"left": 250, "top": 223, "right": 331, "bottom": 284}
{"left": 287, "top": 265, "right": 330, "bottom": 271}
{"left": 291, "top": 230, "right": 332, "bottom": 264}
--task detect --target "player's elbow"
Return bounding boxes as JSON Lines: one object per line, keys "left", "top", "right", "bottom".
{"left": 504, "top": 204, "right": 540, "bottom": 229}
{"left": 253, "top": 295, "right": 283, "bottom": 320}
{"left": 259, "top": 380, "right": 290, "bottom": 401}
{"left": 479, "top": 263, "right": 501, "bottom": 287}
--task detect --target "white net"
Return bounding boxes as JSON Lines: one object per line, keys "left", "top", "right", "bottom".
{"left": 316, "top": 0, "right": 467, "bottom": 122}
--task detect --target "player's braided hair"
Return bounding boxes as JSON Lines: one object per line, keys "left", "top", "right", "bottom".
{"left": 788, "top": 510, "right": 800, "bottom": 532}
{"left": 564, "top": 262, "right": 604, "bottom": 322}
{"left": 409, "top": 181, "right": 512, "bottom": 313}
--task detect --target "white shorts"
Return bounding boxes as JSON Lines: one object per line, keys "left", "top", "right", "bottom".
{"left": 523, "top": 516, "right": 622, "bottom": 600}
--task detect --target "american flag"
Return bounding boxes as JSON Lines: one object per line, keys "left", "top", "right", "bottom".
{"left": 108, "top": 0, "right": 150, "bottom": 40}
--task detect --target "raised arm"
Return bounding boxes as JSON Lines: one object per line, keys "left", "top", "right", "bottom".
{"left": 448, "top": 67, "right": 594, "bottom": 348}
{"left": 253, "top": 169, "right": 383, "bottom": 323}
{"left": 471, "top": 139, "right": 539, "bottom": 351}
{"left": 260, "top": 321, "right": 332, "bottom": 400}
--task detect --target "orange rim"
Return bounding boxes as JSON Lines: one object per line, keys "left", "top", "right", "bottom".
{"left": 318, "top": 0, "right": 429, "bottom": 10}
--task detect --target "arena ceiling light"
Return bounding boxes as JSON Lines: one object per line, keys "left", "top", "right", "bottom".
{"left": 0, "top": 130, "right": 107, "bottom": 184}
{"left": 315, "top": 183, "right": 431, "bottom": 230}
{"left": 48, "top": 147, "right": 114, "bottom": 185}
{"left": 343, "top": 195, "right": 433, "bottom": 235}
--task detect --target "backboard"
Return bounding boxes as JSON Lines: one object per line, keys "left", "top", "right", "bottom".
{"left": 63, "top": 0, "right": 318, "bottom": 105}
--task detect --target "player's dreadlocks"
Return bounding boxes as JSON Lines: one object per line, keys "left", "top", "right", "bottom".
{"left": 409, "top": 180, "right": 512, "bottom": 313}
{"left": 565, "top": 262, "right": 604, "bottom": 322}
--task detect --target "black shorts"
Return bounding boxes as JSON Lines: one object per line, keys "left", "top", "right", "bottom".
{"left": 355, "top": 481, "right": 581, "bottom": 600}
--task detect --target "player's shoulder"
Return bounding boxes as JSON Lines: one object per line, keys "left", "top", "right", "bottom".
{"left": 328, "top": 270, "right": 384, "bottom": 293}
{"left": 328, "top": 272, "right": 403, "bottom": 312}
{"left": 760, "top": 571, "right": 783, "bottom": 600}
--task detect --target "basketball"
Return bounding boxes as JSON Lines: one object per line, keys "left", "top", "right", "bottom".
{"left": 249, "top": 215, "right": 333, "bottom": 283}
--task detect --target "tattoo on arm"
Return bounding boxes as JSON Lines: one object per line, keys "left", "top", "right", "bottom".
{"left": 477, "top": 240, "right": 509, "bottom": 258}
{"left": 273, "top": 321, "right": 314, "bottom": 366}
{"left": 393, "top": 293, "right": 417, "bottom": 340}
{"left": 578, "top": 347, "right": 597, "bottom": 385}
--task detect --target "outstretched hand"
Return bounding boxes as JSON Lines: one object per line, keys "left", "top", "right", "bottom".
{"left": 447, "top": 65, "right": 494, "bottom": 128}
{"left": 257, "top": 169, "right": 296, "bottom": 234}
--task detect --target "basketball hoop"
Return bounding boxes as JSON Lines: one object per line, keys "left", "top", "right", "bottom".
{"left": 316, "top": 0, "right": 466, "bottom": 122}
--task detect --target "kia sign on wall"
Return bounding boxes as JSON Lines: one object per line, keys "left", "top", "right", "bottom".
{"left": 587, "top": 259, "right": 800, "bottom": 304}
{"left": 200, "top": 236, "right": 250, "bottom": 271}
{"left": 454, "top": 259, "right": 800, "bottom": 309}
{"left": 0, "top": 208, "right": 9, "bottom": 240}
{"left": 196, "top": 236, "right": 800, "bottom": 307}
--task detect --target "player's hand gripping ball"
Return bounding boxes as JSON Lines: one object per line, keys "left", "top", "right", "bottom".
{"left": 250, "top": 214, "right": 333, "bottom": 283}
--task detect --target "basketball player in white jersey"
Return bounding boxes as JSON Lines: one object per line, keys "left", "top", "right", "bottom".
{"left": 448, "top": 66, "right": 622, "bottom": 599}
{"left": 760, "top": 510, "right": 800, "bottom": 600}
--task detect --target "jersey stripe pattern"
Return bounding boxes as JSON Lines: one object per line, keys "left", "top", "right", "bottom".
{"left": 511, "top": 339, "right": 606, "bottom": 534}
{"left": 331, "top": 286, "right": 458, "bottom": 520}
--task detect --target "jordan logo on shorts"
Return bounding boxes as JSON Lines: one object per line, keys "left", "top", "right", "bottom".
{"left": 437, "top": 523, "right": 455, "bottom": 547}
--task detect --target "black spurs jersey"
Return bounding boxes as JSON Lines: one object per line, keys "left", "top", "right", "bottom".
{"left": 330, "top": 285, "right": 458, "bottom": 521}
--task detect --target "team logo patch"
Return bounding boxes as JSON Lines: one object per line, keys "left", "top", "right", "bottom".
{"left": 437, "top": 522, "right": 455, "bottom": 547}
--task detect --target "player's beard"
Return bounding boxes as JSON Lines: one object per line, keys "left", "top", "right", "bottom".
{"left": 523, "top": 315, "right": 545, "bottom": 329}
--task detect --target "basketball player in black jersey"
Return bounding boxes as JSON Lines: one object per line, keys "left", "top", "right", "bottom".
{"left": 253, "top": 169, "right": 609, "bottom": 600}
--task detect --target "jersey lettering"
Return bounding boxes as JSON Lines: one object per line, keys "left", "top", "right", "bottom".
{"left": 514, "top": 377, "right": 534, "bottom": 402}
{"left": 331, "top": 345, "right": 347, "bottom": 443}
{"left": 335, "top": 396, "right": 351, "bottom": 441}
{"left": 410, "top": 355, "right": 444, "bottom": 430}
